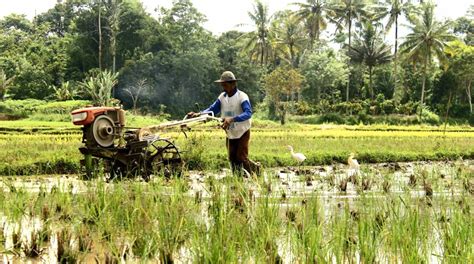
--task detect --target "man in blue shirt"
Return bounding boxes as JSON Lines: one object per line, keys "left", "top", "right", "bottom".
{"left": 188, "top": 71, "right": 260, "bottom": 176}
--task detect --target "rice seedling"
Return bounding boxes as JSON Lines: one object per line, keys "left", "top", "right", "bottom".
{"left": 436, "top": 203, "right": 474, "bottom": 263}
{"left": 329, "top": 202, "right": 357, "bottom": 263}
{"left": 385, "top": 195, "right": 431, "bottom": 263}
{"left": 338, "top": 178, "right": 348, "bottom": 192}
{"left": 248, "top": 191, "right": 283, "bottom": 263}
{"left": 382, "top": 176, "right": 392, "bottom": 193}
{"left": 291, "top": 197, "right": 329, "bottom": 263}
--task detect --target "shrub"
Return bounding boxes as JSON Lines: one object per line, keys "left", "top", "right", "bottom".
{"left": 0, "top": 99, "right": 91, "bottom": 116}
{"left": 294, "top": 101, "right": 312, "bottom": 115}
{"left": 398, "top": 102, "right": 418, "bottom": 115}
{"left": 315, "top": 99, "right": 332, "bottom": 114}
{"left": 36, "top": 100, "right": 91, "bottom": 115}
{"left": 0, "top": 99, "right": 45, "bottom": 117}
{"left": 375, "top": 93, "right": 385, "bottom": 104}
{"left": 380, "top": 100, "right": 396, "bottom": 115}
{"left": 357, "top": 112, "right": 374, "bottom": 124}
{"left": 419, "top": 107, "right": 440, "bottom": 125}
{"left": 449, "top": 104, "right": 471, "bottom": 118}
{"left": 318, "top": 113, "right": 345, "bottom": 124}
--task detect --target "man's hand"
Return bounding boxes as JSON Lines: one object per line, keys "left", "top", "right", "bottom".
{"left": 221, "top": 117, "right": 234, "bottom": 130}
{"left": 187, "top": 112, "right": 200, "bottom": 118}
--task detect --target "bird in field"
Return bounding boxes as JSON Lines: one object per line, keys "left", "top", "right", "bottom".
{"left": 287, "top": 145, "right": 306, "bottom": 163}
{"left": 347, "top": 153, "right": 360, "bottom": 177}
{"left": 347, "top": 153, "right": 360, "bottom": 170}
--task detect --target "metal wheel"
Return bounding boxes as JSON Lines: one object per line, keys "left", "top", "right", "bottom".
{"left": 147, "top": 139, "right": 184, "bottom": 178}
{"left": 91, "top": 115, "right": 116, "bottom": 147}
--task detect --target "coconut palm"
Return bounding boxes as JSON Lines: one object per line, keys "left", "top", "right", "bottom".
{"left": 376, "top": 0, "right": 417, "bottom": 101}
{"left": 331, "top": 0, "right": 370, "bottom": 50}
{"left": 348, "top": 22, "right": 392, "bottom": 99}
{"left": 400, "top": 2, "right": 455, "bottom": 115}
{"left": 379, "top": 0, "right": 416, "bottom": 58}
{"left": 331, "top": 0, "right": 370, "bottom": 101}
{"left": 271, "top": 11, "right": 307, "bottom": 67}
{"left": 292, "top": 0, "right": 334, "bottom": 49}
{"left": 105, "top": 0, "right": 123, "bottom": 74}
{"left": 242, "top": 0, "right": 273, "bottom": 65}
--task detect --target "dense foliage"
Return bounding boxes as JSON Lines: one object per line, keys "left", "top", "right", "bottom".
{"left": 0, "top": 0, "right": 472, "bottom": 122}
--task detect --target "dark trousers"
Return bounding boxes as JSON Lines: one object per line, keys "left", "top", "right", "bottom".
{"left": 226, "top": 130, "right": 260, "bottom": 175}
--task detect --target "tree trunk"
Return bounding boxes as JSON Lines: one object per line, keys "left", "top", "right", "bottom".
{"left": 466, "top": 80, "right": 472, "bottom": 113}
{"left": 346, "top": 15, "right": 352, "bottom": 102}
{"left": 393, "top": 14, "right": 400, "bottom": 103}
{"left": 394, "top": 15, "right": 398, "bottom": 58}
{"left": 346, "top": 77, "right": 350, "bottom": 102}
{"left": 443, "top": 90, "right": 452, "bottom": 135}
{"left": 279, "top": 103, "right": 286, "bottom": 125}
{"left": 419, "top": 61, "right": 427, "bottom": 118}
{"left": 315, "top": 20, "right": 320, "bottom": 43}
{"left": 316, "top": 84, "right": 321, "bottom": 103}
{"left": 348, "top": 14, "right": 352, "bottom": 49}
{"left": 369, "top": 66, "right": 374, "bottom": 100}
{"left": 290, "top": 44, "right": 295, "bottom": 67}
{"left": 133, "top": 97, "right": 138, "bottom": 114}
{"left": 98, "top": 2, "right": 102, "bottom": 70}
{"left": 112, "top": 46, "right": 116, "bottom": 73}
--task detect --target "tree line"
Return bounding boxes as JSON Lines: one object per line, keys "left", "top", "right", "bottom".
{"left": 0, "top": 0, "right": 472, "bottom": 122}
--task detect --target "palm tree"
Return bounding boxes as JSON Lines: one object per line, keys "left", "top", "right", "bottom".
{"left": 331, "top": 0, "right": 370, "bottom": 101}
{"left": 379, "top": 0, "right": 416, "bottom": 58}
{"left": 348, "top": 22, "right": 392, "bottom": 99}
{"left": 242, "top": 0, "right": 273, "bottom": 65}
{"left": 271, "top": 11, "right": 307, "bottom": 67}
{"left": 93, "top": 0, "right": 103, "bottom": 70}
{"left": 105, "top": 0, "right": 123, "bottom": 74}
{"left": 292, "top": 0, "right": 334, "bottom": 49}
{"left": 332, "top": 0, "right": 370, "bottom": 50}
{"left": 377, "top": 0, "right": 417, "bottom": 100}
{"left": 400, "top": 2, "right": 455, "bottom": 116}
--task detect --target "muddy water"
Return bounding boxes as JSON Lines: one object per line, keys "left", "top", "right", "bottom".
{"left": 1, "top": 160, "right": 472, "bottom": 198}
{"left": 188, "top": 159, "right": 473, "bottom": 200}
{"left": 1, "top": 160, "right": 472, "bottom": 263}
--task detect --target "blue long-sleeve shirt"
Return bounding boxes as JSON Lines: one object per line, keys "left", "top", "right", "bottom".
{"left": 202, "top": 93, "right": 252, "bottom": 122}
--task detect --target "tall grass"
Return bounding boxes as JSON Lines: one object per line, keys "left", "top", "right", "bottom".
{"left": 1, "top": 121, "right": 472, "bottom": 175}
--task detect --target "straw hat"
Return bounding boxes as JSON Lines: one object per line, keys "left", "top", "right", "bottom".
{"left": 214, "top": 71, "right": 241, "bottom": 83}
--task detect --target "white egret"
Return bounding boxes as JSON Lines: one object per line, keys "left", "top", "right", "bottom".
{"left": 287, "top": 145, "right": 306, "bottom": 163}
{"left": 347, "top": 153, "right": 360, "bottom": 170}
{"left": 347, "top": 153, "right": 360, "bottom": 177}
{"left": 285, "top": 145, "right": 306, "bottom": 184}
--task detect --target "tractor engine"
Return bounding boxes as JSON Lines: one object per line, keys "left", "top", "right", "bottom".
{"left": 71, "top": 106, "right": 125, "bottom": 148}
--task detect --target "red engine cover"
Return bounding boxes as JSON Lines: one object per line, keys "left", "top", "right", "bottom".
{"left": 71, "top": 106, "right": 119, "bottom": 126}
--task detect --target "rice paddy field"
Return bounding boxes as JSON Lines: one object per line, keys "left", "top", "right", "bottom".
{"left": 0, "top": 119, "right": 473, "bottom": 263}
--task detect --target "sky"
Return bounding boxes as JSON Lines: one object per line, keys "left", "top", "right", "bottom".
{"left": 0, "top": 0, "right": 472, "bottom": 36}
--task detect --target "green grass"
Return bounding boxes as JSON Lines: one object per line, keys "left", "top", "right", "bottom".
{"left": 0, "top": 120, "right": 473, "bottom": 175}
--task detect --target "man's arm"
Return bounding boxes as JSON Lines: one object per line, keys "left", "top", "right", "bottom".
{"left": 202, "top": 99, "right": 221, "bottom": 116}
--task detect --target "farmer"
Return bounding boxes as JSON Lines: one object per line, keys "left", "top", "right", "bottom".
{"left": 187, "top": 71, "right": 260, "bottom": 176}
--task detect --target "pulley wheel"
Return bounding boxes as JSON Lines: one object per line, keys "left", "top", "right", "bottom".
{"left": 92, "top": 115, "right": 116, "bottom": 147}
{"left": 137, "top": 128, "right": 153, "bottom": 141}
